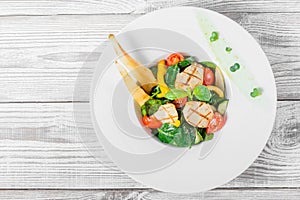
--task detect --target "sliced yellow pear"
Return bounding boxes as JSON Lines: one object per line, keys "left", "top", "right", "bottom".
{"left": 109, "top": 34, "right": 157, "bottom": 93}
{"left": 207, "top": 85, "right": 224, "bottom": 98}
{"left": 215, "top": 66, "right": 225, "bottom": 92}
{"left": 115, "top": 61, "right": 150, "bottom": 106}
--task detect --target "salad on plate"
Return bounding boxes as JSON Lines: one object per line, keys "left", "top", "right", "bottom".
{"left": 109, "top": 34, "right": 229, "bottom": 147}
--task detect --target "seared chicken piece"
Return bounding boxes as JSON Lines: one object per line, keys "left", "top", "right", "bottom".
{"left": 183, "top": 101, "right": 214, "bottom": 128}
{"left": 175, "top": 62, "right": 204, "bottom": 90}
{"left": 153, "top": 103, "right": 178, "bottom": 124}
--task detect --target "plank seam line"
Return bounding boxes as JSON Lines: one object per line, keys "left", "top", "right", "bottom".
{"left": 0, "top": 11, "right": 300, "bottom": 18}
{"left": 0, "top": 187, "right": 298, "bottom": 191}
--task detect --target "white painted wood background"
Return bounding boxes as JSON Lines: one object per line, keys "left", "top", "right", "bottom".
{"left": 0, "top": 0, "right": 299, "bottom": 199}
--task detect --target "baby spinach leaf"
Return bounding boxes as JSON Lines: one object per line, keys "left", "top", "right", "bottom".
{"left": 197, "top": 128, "right": 207, "bottom": 141}
{"left": 157, "top": 122, "right": 196, "bottom": 147}
{"left": 165, "top": 64, "right": 179, "bottom": 88}
{"left": 165, "top": 88, "right": 188, "bottom": 100}
{"left": 185, "top": 56, "right": 195, "bottom": 63}
{"left": 157, "top": 123, "right": 178, "bottom": 144}
{"left": 204, "top": 133, "right": 214, "bottom": 141}
{"left": 141, "top": 104, "right": 147, "bottom": 116}
{"left": 144, "top": 99, "right": 162, "bottom": 116}
{"left": 173, "top": 122, "right": 196, "bottom": 147}
{"left": 197, "top": 128, "right": 214, "bottom": 141}
{"left": 193, "top": 85, "right": 212, "bottom": 102}
{"left": 200, "top": 61, "right": 217, "bottom": 72}
{"left": 178, "top": 60, "right": 191, "bottom": 70}
{"left": 149, "top": 65, "right": 157, "bottom": 79}
{"left": 208, "top": 91, "right": 224, "bottom": 106}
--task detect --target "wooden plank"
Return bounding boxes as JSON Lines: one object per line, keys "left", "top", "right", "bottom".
{"left": 0, "top": 13, "right": 299, "bottom": 102}
{"left": 0, "top": 101, "right": 298, "bottom": 189}
{"left": 0, "top": 188, "right": 299, "bottom": 200}
{"left": 0, "top": 0, "right": 299, "bottom": 16}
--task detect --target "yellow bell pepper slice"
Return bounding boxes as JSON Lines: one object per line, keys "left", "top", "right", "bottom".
{"left": 170, "top": 120, "right": 181, "bottom": 127}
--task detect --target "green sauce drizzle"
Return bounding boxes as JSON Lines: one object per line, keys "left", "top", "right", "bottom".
{"left": 196, "top": 13, "right": 264, "bottom": 99}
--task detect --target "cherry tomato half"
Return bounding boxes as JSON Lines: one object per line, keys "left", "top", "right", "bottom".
{"left": 173, "top": 97, "right": 188, "bottom": 108}
{"left": 142, "top": 115, "right": 162, "bottom": 129}
{"left": 166, "top": 53, "right": 184, "bottom": 66}
{"left": 206, "top": 112, "right": 225, "bottom": 134}
{"left": 203, "top": 67, "right": 215, "bottom": 85}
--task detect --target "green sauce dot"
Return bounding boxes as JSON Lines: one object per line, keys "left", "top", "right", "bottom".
{"left": 230, "top": 63, "right": 240, "bottom": 72}
{"left": 230, "top": 66, "right": 236, "bottom": 72}
{"left": 250, "top": 88, "right": 262, "bottom": 98}
{"left": 234, "top": 63, "right": 240, "bottom": 70}
{"left": 210, "top": 31, "right": 219, "bottom": 42}
{"left": 226, "top": 47, "right": 232, "bottom": 52}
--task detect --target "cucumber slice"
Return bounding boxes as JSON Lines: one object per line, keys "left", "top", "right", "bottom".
{"left": 207, "top": 85, "right": 224, "bottom": 98}
{"left": 217, "top": 99, "right": 229, "bottom": 115}
{"left": 194, "top": 131, "right": 203, "bottom": 144}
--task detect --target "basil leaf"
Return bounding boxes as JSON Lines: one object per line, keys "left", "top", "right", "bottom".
{"left": 165, "top": 88, "right": 188, "bottom": 100}
{"left": 193, "top": 85, "right": 212, "bottom": 102}
{"left": 165, "top": 64, "right": 179, "bottom": 88}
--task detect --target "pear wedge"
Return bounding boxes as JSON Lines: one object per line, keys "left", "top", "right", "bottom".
{"left": 115, "top": 61, "right": 150, "bottom": 106}
{"left": 109, "top": 34, "right": 157, "bottom": 93}
{"left": 214, "top": 66, "right": 225, "bottom": 92}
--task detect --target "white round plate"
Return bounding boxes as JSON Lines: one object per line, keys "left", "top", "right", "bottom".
{"left": 90, "top": 7, "right": 277, "bottom": 193}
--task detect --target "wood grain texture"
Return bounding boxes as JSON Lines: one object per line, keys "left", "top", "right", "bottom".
{"left": 0, "top": 0, "right": 299, "bottom": 16}
{"left": 0, "top": 13, "right": 299, "bottom": 102}
{"left": 0, "top": 188, "right": 299, "bottom": 200}
{"left": 0, "top": 101, "right": 298, "bottom": 189}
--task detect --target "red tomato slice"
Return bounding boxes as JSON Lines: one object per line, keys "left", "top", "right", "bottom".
{"left": 166, "top": 53, "right": 184, "bottom": 66}
{"left": 142, "top": 115, "right": 162, "bottom": 129}
{"left": 203, "top": 67, "right": 215, "bottom": 85}
{"left": 206, "top": 112, "right": 225, "bottom": 133}
{"left": 173, "top": 97, "right": 188, "bottom": 108}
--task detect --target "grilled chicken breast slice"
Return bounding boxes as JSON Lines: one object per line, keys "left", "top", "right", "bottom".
{"left": 153, "top": 103, "right": 178, "bottom": 124}
{"left": 175, "top": 62, "right": 204, "bottom": 91}
{"left": 182, "top": 101, "right": 214, "bottom": 128}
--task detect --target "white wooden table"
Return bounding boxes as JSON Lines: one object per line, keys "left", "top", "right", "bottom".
{"left": 0, "top": 1, "right": 299, "bottom": 199}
